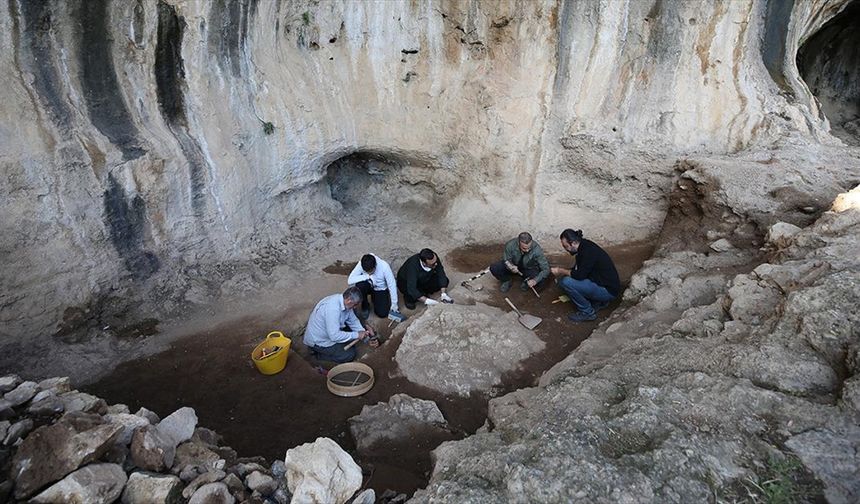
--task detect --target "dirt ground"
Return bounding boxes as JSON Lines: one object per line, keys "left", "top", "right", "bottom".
{"left": 87, "top": 240, "right": 653, "bottom": 496}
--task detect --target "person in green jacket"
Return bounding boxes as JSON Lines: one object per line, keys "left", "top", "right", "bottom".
{"left": 489, "top": 232, "right": 551, "bottom": 292}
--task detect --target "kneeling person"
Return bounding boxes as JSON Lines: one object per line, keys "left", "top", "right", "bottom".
{"left": 551, "top": 229, "right": 620, "bottom": 322}
{"left": 396, "top": 248, "right": 452, "bottom": 309}
{"left": 303, "top": 287, "right": 376, "bottom": 363}
{"left": 348, "top": 253, "right": 406, "bottom": 322}
{"left": 490, "top": 232, "right": 550, "bottom": 293}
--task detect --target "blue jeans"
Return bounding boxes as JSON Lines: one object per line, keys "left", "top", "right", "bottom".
{"left": 558, "top": 277, "right": 615, "bottom": 317}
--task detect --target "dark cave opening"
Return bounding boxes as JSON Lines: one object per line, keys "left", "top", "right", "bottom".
{"left": 797, "top": 0, "right": 860, "bottom": 146}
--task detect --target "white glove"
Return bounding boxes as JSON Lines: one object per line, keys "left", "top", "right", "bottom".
{"left": 424, "top": 298, "right": 439, "bottom": 306}
{"left": 440, "top": 293, "right": 453, "bottom": 303}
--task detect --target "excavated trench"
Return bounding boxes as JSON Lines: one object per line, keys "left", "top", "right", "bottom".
{"left": 87, "top": 240, "right": 654, "bottom": 496}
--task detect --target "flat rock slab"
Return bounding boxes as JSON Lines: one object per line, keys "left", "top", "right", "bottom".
{"left": 31, "top": 463, "right": 127, "bottom": 504}
{"left": 395, "top": 303, "right": 545, "bottom": 396}
{"left": 349, "top": 394, "right": 448, "bottom": 452}
{"left": 11, "top": 412, "right": 123, "bottom": 499}
{"left": 122, "top": 471, "right": 183, "bottom": 504}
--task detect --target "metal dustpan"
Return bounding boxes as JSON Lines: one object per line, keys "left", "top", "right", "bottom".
{"left": 505, "top": 297, "right": 542, "bottom": 330}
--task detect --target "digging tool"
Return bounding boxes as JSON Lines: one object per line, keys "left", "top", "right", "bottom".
{"left": 461, "top": 268, "right": 490, "bottom": 289}
{"left": 504, "top": 297, "right": 542, "bottom": 330}
{"left": 530, "top": 285, "right": 541, "bottom": 298}
{"left": 552, "top": 294, "right": 571, "bottom": 304}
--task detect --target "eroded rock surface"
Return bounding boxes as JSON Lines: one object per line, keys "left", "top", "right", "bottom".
{"left": 349, "top": 394, "right": 449, "bottom": 452}
{"left": 395, "top": 304, "right": 544, "bottom": 396}
{"left": 284, "top": 437, "right": 362, "bottom": 504}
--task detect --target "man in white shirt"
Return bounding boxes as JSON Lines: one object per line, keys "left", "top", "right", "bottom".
{"left": 303, "top": 287, "right": 376, "bottom": 363}
{"left": 348, "top": 254, "right": 407, "bottom": 322}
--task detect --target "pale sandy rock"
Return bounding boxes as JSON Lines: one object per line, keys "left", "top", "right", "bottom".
{"left": 284, "top": 437, "right": 362, "bottom": 504}
{"left": 156, "top": 406, "right": 197, "bottom": 446}
{"left": 182, "top": 469, "right": 226, "bottom": 499}
{"left": 188, "top": 482, "right": 234, "bottom": 504}
{"left": 395, "top": 303, "right": 544, "bottom": 396}
{"left": 130, "top": 425, "right": 175, "bottom": 472}
{"left": 765, "top": 222, "right": 802, "bottom": 245}
{"left": 245, "top": 470, "right": 276, "bottom": 495}
{"left": 37, "top": 377, "right": 71, "bottom": 394}
{"left": 709, "top": 238, "right": 735, "bottom": 252}
{"left": 349, "top": 394, "right": 448, "bottom": 452}
{"left": 121, "top": 471, "right": 182, "bottom": 504}
{"left": 106, "top": 413, "right": 150, "bottom": 446}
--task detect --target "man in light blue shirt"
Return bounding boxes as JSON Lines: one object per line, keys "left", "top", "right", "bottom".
{"left": 304, "top": 287, "right": 376, "bottom": 363}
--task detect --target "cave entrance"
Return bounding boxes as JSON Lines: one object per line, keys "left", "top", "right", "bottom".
{"left": 797, "top": 0, "right": 860, "bottom": 146}
{"left": 324, "top": 151, "right": 447, "bottom": 231}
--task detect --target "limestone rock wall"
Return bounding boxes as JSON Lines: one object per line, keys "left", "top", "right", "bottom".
{"left": 0, "top": 0, "right": 853, "bottom": 347}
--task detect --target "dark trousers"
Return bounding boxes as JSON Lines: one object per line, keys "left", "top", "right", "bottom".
{"left": 397, "top": 273, "right": 449, "bottom": 304}
{"left": 355, "top": 280, "right": 391, "bottom": 317}
{"left": 309, "top": 342, "right": 356, "bottom": 363}
{"left": 490, "top": 260, "right": 545, "bottom": 287}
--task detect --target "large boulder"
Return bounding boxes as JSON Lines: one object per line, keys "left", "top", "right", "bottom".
{"left": 10, "top": 412, "right": 122, "bottom": 499}
{"left": 31, "top": 463, "right": 127, "bottom": 504}
{"left": 394, "top": 303, "right": 544, "bottom": 396}
{"left": 349, "top": 394, "right": 449, "bottom": 452}
{"left": 284, "top": 437, "right": 362, "bottom": 504}
{"left": 121, "top": 471, "right": 183, "bottom": 504}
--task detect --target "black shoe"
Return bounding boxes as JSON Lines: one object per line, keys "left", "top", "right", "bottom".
{"left": 500, "top": 280, "right": 512, "bottom": 293}
{"left": 568, "top": 311, "right": 597, "bottom": 322}
{"left": 405, "top": 301, "right": 416, "bottom": 310}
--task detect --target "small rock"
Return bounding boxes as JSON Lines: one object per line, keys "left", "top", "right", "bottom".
{"left": 37, "top": 377, "right": 71, "bottom": 394}
{"left": 4, "top": 381, "right": 38, "bottom": 407}
{"left": 285, "top": 437, "right": 362, "bottom": 504}
{"left": 31, "top": 463, "right": 127, "bottom": 504}
{"left": 352, "top": 488, "right": 375, "bottom": 504}
{"left": 273, "top": 486, "right": 291, "bottom": 504}
{"left": 107, "top": 403, "right": 131, "bottom": 414}
{"left": 183, "top": 469, "right": 226, "bottom": 499}
{"left": 179, "top": 464, "right": 202, "bottom": 482}
{"left": 766, "top": 221, "right": 802, "bottom": 245}
{"left": 4, "top": 418, "right": 34, "bottom": 445}
{"left": 188, "top": 482, "right": 234, "bottom": 504}
{"left": 192, "top": 427, "right": 221, "bottom": 446}
{"left": 222, "top": 472, "right": 244, "bottom": 492}
{"left": 32, "top": 390, "right": 56, "bottom": 403}
{"left": 157, "top": 407, "right": 197, "bottom": 446}
{"left": 234, "top": 462, "right": 267, "bottom": 477}
{"left": 709, "top": 238, "right": 735, "bottom": 253}
{"left": 122, "top": 471, "right": 182, "bottom": 504}
{"left": 135, "top": 407, "right": 160, "bottom": 424}
{"left": 0, "top": 420, "right": 9, "bottom": 440}
{"left": 59, "top": 391, "right": 107, "bottom": 414}
{"left": 0, "top": 375, "right": 22, "bottom": 394}
{"left": 106, "top": 413, "right": 150, "bottom": 446}
{"left": 271, "top": 460, "right": 286, "bottom": 479}
{"left": 246, "top": 470, "right": 276, "bottom": 495}
{"left": 130, "top": 425, "right": 175, "bottom": 471}
{"left": 173, "top": 440, "right": 220, "bottom": 471}
{"left": 28, "top": 396, "right": 65, "bottom": 417}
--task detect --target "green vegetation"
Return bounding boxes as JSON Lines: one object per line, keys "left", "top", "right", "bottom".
{"left": 262, "top": 121, "right": 275, "bottom": 135}
{"left": 302, "top": 11, "right": 311, "bottom": 25}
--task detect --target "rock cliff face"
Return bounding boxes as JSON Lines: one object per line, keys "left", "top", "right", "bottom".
{"left": 0, "top": 1, "right": 856, "bottom": 368}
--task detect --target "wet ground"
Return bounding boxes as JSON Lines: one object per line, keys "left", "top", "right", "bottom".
{"left": 87, "top": 240, "right": 653, "bottom": 497}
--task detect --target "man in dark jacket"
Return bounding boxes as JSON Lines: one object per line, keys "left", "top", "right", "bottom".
{"left": 551, "top": 229, "right": 620, "bottom": 322}
{"left": 396, "top": 248, "right": 452, "bottom": 309}
{"left": 490, "top": 232, "right": 551, "bottom": 292}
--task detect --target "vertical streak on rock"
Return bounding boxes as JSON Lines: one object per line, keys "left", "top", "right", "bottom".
{"left": 761, "top": 0, "right": 795, "bottom": 92}
{"left": 103, "top": 174, "right": 160, "bottom": 280}
{"left": 155, "top": 1, "right": 207, "bottom": 216}
{"left": 208, "top": 0, "right": 258, "bottom": 77}
{"left": 77, "top": 0, "right": 146, "bottom": 160}
{"left": 15, "top": 0, "right": 72, "bottom": 131}
{"left": 551, "top": 0, "right": 575, "bottom": 97}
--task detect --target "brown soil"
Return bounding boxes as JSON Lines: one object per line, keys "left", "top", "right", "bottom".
{"left": 87, "top": 240, "right": 653, "bottom": 497}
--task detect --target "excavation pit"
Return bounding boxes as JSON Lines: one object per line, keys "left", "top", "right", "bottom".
{"left": 85, "top": 240, "right": 652, "bottom": 496}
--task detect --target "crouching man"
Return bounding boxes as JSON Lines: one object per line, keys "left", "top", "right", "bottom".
{"left": 303, "top": 287, "right": 376, "bottom": 363}
{"left": 551, "top": 229, "right": 620, "bottom": 322}
{"left": 396, "top": 248, "right": 453, "bottom": 309}
{"left": 347, "top": 253, "right": 406, "bottom": 322}
{"left": 490, "top": 232, "right": 550, "bottom": 293}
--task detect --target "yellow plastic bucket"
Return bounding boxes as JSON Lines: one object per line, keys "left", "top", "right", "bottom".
{"left": 251, "top": 331, "right": 291, "bottom": 375}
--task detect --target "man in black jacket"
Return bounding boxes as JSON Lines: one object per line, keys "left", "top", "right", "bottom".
{"left": 396, "top": 248, "right": 452, "bottom": 309}
{"left": 551, "top": 229, "right": 620, "bottom": 322}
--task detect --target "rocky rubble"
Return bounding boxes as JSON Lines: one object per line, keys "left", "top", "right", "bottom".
{"left": 411, "top": 186, "right": 860, "bottom": 503}
{"left": 0, "top": 377, "right": 307, "bottom": 503}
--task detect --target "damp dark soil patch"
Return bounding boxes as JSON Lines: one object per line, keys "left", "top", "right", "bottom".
{"left": 322, "top": 259, "right": 357, "bottom": 275}
{"left": 87, "top": 240, "right": 653, "bottom": 498}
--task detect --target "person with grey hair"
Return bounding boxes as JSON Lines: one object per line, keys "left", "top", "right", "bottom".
{"left": 490, "top": 232, "right": 551, "bottom": 293}
{"left": 303, "top": 287, "right": 377, "bottom": 363}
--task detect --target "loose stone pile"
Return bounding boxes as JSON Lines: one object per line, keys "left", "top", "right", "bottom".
{"left": 0, "top": 375, "right": 381, "bottom": 503}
